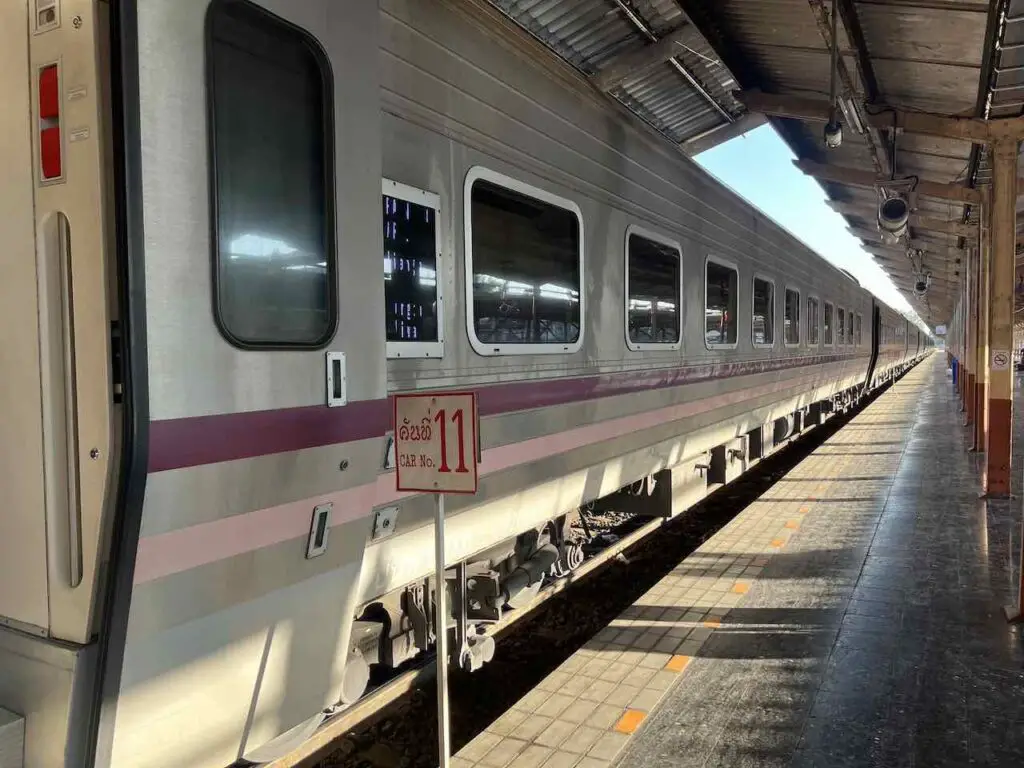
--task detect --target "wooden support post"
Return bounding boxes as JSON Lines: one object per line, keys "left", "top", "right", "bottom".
{"left": 975, "top": 198, "right": 990, "bottom": 452}
{"left": 965, "top": 241, "right": 975, "bottom": 424}
{"left": 960, "top": 281, "right": 968, "bottom": 408}
{"left": 985, "top": 141, "right": 1017, "bottom": 497}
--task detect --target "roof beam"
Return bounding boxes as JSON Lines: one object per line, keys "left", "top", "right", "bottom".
{"left": 734, "top": 89, "right": 1024, "bottom": 143}
{"left": 593, "top": 24, "right": 702, "bottom": 92}
{"left": 682, "top": 112, "right": 766, "bottom": 155}
{"left": 825, "top": 200, "right": 979, "bottom": 238}
{"left": 848, "top": 227, "right": 964, "bottom": 254}
{"left": 832, "top": 0, "right": 879, "bottom": 103}
{"left": 793, "top": 158, "right": 981, "bottom": 204}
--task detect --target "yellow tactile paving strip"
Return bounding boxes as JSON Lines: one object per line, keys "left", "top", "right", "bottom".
{"left": 452, "top": 365, "right": 926, "bottom": 768}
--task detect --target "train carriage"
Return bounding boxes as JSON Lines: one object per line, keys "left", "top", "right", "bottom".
{"left": 0, "top": 0, "right": 930, "bottom": 766}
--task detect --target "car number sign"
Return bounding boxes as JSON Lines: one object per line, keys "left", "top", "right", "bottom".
{"left": 393, "top": 391, "right": 478, "bottom": 494}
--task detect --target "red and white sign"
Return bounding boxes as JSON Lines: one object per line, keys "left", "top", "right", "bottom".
{"left": 393, "top": 392, "right": 478, "bottom": 494}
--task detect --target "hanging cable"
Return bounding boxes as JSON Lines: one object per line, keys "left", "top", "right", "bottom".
{"left": 824, "top": 0, "right": 843, "bottom": 148}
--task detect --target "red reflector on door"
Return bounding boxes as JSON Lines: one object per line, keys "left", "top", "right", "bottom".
{"left": 41, "top": 126, "right": 62, "bottom": 179}
{"left": 39, "top": 65, "right": 59, "bottom": 120}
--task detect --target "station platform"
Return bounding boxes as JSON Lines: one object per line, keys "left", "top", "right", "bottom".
{"left": 452, "top": 354, "right": 1024, "bottom": 768}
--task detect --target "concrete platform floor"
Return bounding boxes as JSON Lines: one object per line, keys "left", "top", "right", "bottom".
{"left": 617, "top": 355, "right": 1024, "bottom": 768}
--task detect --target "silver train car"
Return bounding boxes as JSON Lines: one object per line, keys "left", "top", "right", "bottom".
{"left": 0, "top": 0, "right": 931, "bottom": 766}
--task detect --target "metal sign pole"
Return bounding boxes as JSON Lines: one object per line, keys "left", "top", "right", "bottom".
{"left": 434, "top": 493, "right": 451, "bottom": 768}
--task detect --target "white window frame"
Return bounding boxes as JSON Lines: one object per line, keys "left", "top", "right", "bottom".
{"left": 704, "top": 255, "right": 740, "bottom": 351}
{"left": 784, "top": 286, "right": 801, "bottom": 348}
{"left": 624, "top": 224, "right": 683, "bottom": 352}
{"left": 807, "top": 294, "right": 820, "bottom": 347}
{"left": 751, "top": 273, "right": 776, "bottom": 350}
{"left": 463, "top": 166, "right": 585, "bottom": 356}
{"left": 382, "top": 178, "right": 445, "bottom": 359}
{"left": 823, "top": 300, "right": 835, "bottom": 347}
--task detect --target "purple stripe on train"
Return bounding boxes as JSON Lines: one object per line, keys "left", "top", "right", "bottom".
{"left": 148, "top": 353, "right": 863, "bottom": 472}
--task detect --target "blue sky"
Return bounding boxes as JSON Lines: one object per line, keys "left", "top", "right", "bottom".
{"left": 693, "top": 124, "right": 919, "bottom": 322}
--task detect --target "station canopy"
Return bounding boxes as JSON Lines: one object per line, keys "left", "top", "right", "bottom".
{"left": 483, "top": 0, "right": 1024, "bottom": 328}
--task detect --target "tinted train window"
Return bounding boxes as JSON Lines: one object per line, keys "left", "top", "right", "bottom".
{"left": 468, "top": 175, "right": 581, "bottom": 351}
{"left": 855, "top": 313, "right": 862, "bottom": 346}
{"left": 784, "top": 288, "right": 800, "bottom": 345}
{"left": 837, "top": 308, "right": 845, "bottom": 346}
{"left": 807, "top": 296, "right": 819, "bottom": 345}
{"left": 207, "top": 0, "right": 335, "bottom": 348}
{"left": 626, "top": 229, "right": 681, "bottom": 347}
{"left": 752, "top": 277, "right": 774, "bottom": 346}
{"left": 824, "top": 301, "right": 834, "bottom": 345}
{"left": 382, "top": 181, "right": 442, "bottom": 357}
{"left": 706, "top": 259, "right": 738, "bottom": 347}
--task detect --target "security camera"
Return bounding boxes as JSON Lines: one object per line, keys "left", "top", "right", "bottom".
{"left": 913, "top": 273, "right": 930, "bottom": 297}
{"left": 824, "top": 119, "right": 843, "bottom": 149}
{"left": 878, "top": 195, "right": 909, "bottom": 241}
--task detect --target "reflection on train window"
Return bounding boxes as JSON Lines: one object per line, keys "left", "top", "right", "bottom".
{"left": 855, "top": 313, "right": 862, "bottom": 346}
{"left": 626, "top": 229, "right": 681, "bottom": 348}
{"left": 823, "top": 301, "right": 834, "bottom": 345}
{"left": 752, "top": 277, "right": 775, "bottom": 347}
{"left": 807, "top": 296, "right": 819, "bottom": 345}
{"left": 705, "top": 259, "right": 738, "bottom": 347}
{"left": 468, "top": 176, "right": 581, "bottom": 350}
{"left": 784, "top": 288, "right": 800, "bottom": 345}
{"left": 382, "top": 180, "right": 442, "bottom": 358}
{"left": 207, "top": 0, "right": 335, "bottom": 348}
{"left": 837, "top": 307, "right": 846, "bottom": 346}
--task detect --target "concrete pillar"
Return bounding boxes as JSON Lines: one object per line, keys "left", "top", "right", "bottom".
{"left": 984, "top": 140, "right": 1017, "bottom": 497}
{"left": 974, "top": 198, "right": 990, "bottom": 453}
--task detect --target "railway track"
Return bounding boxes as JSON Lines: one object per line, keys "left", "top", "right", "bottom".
{"left": 267, "top": 378, "right": 901, "bottom": 768}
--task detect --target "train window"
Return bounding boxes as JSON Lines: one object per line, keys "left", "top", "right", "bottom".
{"left": 784, "top": 288, "right": 800, "bottom": 346}
{"left": 625, "top": 225, "right": 682, "bottom": 350}
{"left": 837, "top": 308, "right": 846, "bottom": 346}
{"left": 856, "top": 313, "right": 862, "bottom": 346}
{"left": 382, "top": 179, "right": 443, "bottom": 358}
{"left": 465, "top": 168, "right": 583, "bottom": 355}
{"left": 207, "top": 0, "right": 336, "bottom": 348}
{"left": 705, "top": 257, "right": 738, "bottom": 348}
{"left": 807, "top": 296, "right": 819, "bottom": 345}
{"left": 752, "top": 276, "right": 775, "bottom": 347}
{"left": 823, "top": 301, "right": 834, "bottom": 346}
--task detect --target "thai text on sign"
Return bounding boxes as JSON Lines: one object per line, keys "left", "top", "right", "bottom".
{"left": 393, "top": 391, "right": 478, "bottom": 494}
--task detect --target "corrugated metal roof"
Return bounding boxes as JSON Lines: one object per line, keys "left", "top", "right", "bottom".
{"left": 670, "top": 0, "right": 998, "bottom": 326}
{"left": 483, "top": 0, "right": 1005, "bottom": 326}
{"left": 486, "top": 0, "right": 743, "bottom": 144}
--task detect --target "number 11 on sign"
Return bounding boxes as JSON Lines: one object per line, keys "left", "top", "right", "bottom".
{"left": 393, "top": 392, "right": 479, "bottom": 768}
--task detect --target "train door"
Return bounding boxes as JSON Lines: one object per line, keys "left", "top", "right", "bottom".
{"left": 0, "top": 0, "right": 120, "bottom": 765}
{"left": 865, "top": 301, "right": 881, "bottom": 389}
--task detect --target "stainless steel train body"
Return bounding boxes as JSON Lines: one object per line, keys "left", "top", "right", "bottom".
{"left": 0, "top": 0, "right": 931, "bottom": 766}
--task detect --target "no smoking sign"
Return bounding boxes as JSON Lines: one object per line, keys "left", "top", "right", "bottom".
{"left": 992, "top": 350, "right": 1011, "bottom": 372}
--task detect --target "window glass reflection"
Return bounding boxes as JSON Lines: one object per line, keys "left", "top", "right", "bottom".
{"left": 753, "top": 277, "right": 774, "bottom": 346}
{"left": 824, "top": 302, "right": 834, "bottom": 345}
{"left": 706, "top": 261, "right": 738, "bottom": 346}
{"left": 208, "top": 0, "right": 334, "bottom": 347}
{"left": 628, "top": 233, "right": 680, "bottom": 345}
{"left": 470, "top": 179, "right": 581, "bottom": 345}
{"left": 807, "top": 296, "right": 819, "bottom": 345}
{"left": 785, "top": 288, "right": 800, "bottom": 345}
